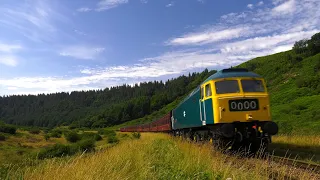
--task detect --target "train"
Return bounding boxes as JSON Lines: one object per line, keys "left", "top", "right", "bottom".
{"left": 120, "top": 68, "right": 279, "bottom": 153}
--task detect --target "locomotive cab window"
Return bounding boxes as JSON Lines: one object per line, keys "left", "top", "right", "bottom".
{"left": 215, "top": 80, "right": 240, "bottom": 94}
{"left": 241, "top": 79, "right": 265, "bottom": 92}
{"left": 205, "top": 84, "right": 212, "bottom": 97}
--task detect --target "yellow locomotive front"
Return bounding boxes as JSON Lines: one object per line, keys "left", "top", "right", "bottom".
{"left": 212, "top": 77, "right": 271, "bottom": 124}
{"left": 201, "top": 68, "right": 278, "bottom": 153}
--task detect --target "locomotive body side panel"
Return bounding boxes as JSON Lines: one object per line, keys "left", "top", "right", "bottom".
{"left": 172, "top": 87, "right": 203, "bottom": 130}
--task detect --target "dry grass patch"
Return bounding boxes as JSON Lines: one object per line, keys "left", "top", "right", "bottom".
{"left": 6, "top": 133, "right": 319, "bottom": 180}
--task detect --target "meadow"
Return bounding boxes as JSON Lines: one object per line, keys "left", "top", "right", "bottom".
{"left": 2, "top": 133, "right": 319, "bottom": 180}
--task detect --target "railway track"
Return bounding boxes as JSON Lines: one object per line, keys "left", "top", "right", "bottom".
{"left": 268, "top": 155, "right": 320, "bottom": 174}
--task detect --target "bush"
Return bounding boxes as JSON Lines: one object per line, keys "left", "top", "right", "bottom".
{"left": 29, "top": 127, "right": 41, "bottom": 134}
{"left": 0, "top": 124, "right": 16, "bottom": 135}
{"left": 132, "top": 132, "right": 141, "bottom": 139}
{"left": 73, "top": 139, "right": 95, "bottom": 152}
{"left": 38, "top": 144, "right": 71, "bottom": 159}
{"left": 44, "top": 134, "right": 50, "bottom": 141}
{"left": 50, "top": 131, "right": 61, "bottom": 138}
{"left": 81, "top": 132, "right": 102, "bottom": 141}
{"left": 65, "top": 131, "right": 80, "bottom": 143}
{"left": 0, "top": 133, "right": 5, "bottom": 141}
{"left": 107, "top": 136, "right": 119, "bottom": 144}
{"left": 104, "top": 130, "right": 116, "bottom": 137}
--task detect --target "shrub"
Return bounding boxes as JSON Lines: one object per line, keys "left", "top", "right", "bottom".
{"left": 44, "top": 134, "right": 50, "bottom": 141}
{"left": 0, "top": 124, "right": 16, "bottom": 134}
{"left": 50, "top": 131, "right": 61, "bottom": 138}
{"left": 107, "top": 136, "right": 119, "bottom": 144}
{"left": 132, "top": 132, "right": 141, "bottom": 139}
{"left": 73, "top": 139, "right": 95, "bottom": 152}
{"left": 0, "top": 133, "right": 5, "bottom": 141}
{"left": 94, "top": 134, "right": 102, "bottom": 141}
{"left": 104, "top": 130, "right": 116, "bottom": 137}
{"left": 65, "top": 131, "right": 80, "bottom": 143}
{"left": 38, "top": 144, "right": 71, "bottom": 159}
{"left": 81, "top": 132, "right": 102, "bottom": 141}
{"left": 29, "top": 127, "right": 41, "bottom": 134}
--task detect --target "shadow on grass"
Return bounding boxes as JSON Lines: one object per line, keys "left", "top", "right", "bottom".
{"left": 268, "top": 142, "right": 320, "bottom": 164}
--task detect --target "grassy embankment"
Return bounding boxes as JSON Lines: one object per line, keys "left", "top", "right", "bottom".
{"left": 5, "top": 133, "right": 319, "bottom": 180}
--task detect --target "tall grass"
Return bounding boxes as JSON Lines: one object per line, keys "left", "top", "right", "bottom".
{"left": 5, "top": 133, "right": 319, "bottom": 180}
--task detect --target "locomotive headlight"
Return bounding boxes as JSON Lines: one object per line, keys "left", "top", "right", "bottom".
{"left": 219, "top": 107, "right": 225, "bottom": 119}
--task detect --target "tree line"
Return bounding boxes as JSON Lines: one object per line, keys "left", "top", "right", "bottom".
{"left": 0, "top": 69, "right": 216, "bottom": 128}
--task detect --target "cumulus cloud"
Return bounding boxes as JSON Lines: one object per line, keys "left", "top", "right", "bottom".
{"left": 272, "top": 0, "right": 295, "bottom": 15}
{"left": 167, "top": 0, "right": 319, "bottom": 46}
{"left": 167, "top": 27, "right": 250, "bottom": 46}
{"left": 0, "top": 43, "right": 22, "bottom": 53}
{"left": 77, "top": 7, "right": 92, "bottom": 12}
{"left": 1, "top": 0, "right": 319, "bottom": 95}
{"left": 0, "top": 0, "right": 68, "bottom": 43}
{"left": 0, "top": 55, "right": 19, "bottom": 67}
{"left": 0, "top": 42, "right": 22, "bottom": 66}
{"left": 59, "top": 45, "right": 105, "bottom": 60}
{"left": 247, "top": 4, "right": 254, "bottom": 9}
{"left": 96, "top": 0, "right": 129, "bottom": 11}
{"left": 166, "top": 2, "right": 175, "bottom": 7}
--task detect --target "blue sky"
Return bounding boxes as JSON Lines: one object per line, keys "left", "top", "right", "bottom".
{"left": 0, "top": 0, "right": 319, "bottom": 95}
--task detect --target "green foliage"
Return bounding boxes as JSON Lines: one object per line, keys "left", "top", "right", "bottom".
{"left": 74, "top": 139, "right": 95, "bottom": 152}
{"left": 81, "top": 132, "right": 102, "bottom": 141}
{"left": 44, "top": 134, "right": 50, "bottom": 141}
{"left": 49, "top": 130, "right": 62, "bottom": 138}
{"left": 132, "top": 132, "right": 141, "bottom": 139}
{"left": 0, "top": 68, "right": 216, "bottom": 129}
{"left": 0, "top": 122, "right": 16, "bottom": 134}
{"left": 37, "top": 139, "right": 96, "bottom": 159}
{"left": 65, "top": 131, "right": 81, "bottom": 143}
{"left": 0, "top": 133, "right": 5, "bottom": 141}
{"left": 38, "top": 144, "right": 71, "bottom": 159}
{"left": 29, "top": 127, "right": 41, "bottom": 134}
{"left": 107, "top": 136, "right": 119, "bottom": 144}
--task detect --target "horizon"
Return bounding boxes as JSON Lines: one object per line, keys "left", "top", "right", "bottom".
{"left": 0, "top": 0, "right": 319, "bottom": 96}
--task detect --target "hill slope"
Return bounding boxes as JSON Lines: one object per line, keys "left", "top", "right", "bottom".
{"left": 117, "top": 52, "right": 320, "bottom": 134}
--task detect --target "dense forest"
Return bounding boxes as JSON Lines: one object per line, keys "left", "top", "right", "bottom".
{"left": 0, "top": 69, "right": 217, "bottom": 128}
{"left": 1, "top": 32, "right": 319, "bottom": 133}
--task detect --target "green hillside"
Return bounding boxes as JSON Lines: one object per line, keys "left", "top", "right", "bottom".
{"left": 117, "top": 33, "right": 320, "bottom": 135}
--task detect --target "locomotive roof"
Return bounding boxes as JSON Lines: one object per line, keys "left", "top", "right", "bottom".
{"left": 202, "top": 68, "right": 261, "bottom": 84}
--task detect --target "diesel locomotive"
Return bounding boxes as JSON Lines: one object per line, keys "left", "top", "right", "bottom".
{"left": 120, "top": 68, "right": 278, "bottom": 153}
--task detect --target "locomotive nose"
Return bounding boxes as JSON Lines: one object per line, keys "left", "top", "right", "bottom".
{"left": 263, "top": 121, "right": 278, "bottom": 135}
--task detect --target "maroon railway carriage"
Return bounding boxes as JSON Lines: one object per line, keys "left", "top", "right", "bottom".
{"left": 120, "top": 112, "right": 172, "bottom": 132}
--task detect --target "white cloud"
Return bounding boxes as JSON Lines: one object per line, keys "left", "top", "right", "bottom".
{"left": 59, "top": 45, "right": 105, "bottom": 60}
{"left": 166, "top": 2, "right": 175, "bottom": 7}
{"left": 272, "top": 0, "right": 295, "bottom": 15}
{"left": 0, "top": 43, "right": 22, "bottom": 53}
{"left": 74, "top": 29, "right": 86, "bottom": 36}
{"left": 0, "top": 0, "right": 68, "bottom": 43}
{"left": 0, "top": 43, "right": 22, "bottom": 66}
{"left": 220, "top": 30, "right": 318, "bottom": 54}
{"left": 77, "top": 7, "right": 92, "bottom": 12}
{"left": 167, "top": 0, "right": 319, "bottom": 46}
{"left": 258, "top": 1, "right": 264, "bottom": 6}
{"left": 0, "top": 55, "right": 19, "bottom": 67}
{"left": 247, "top": 4, "right": 254, "bottom": 9}
{"left": 95, "top": 0, "right": 129, "bottom": 11}
{"left": 167, "top": 27, "right": 250, "bottom": 46}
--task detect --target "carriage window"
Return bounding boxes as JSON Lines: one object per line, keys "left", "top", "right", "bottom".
{"left": 205, "top": 84, "right": 212, "bottom": 97}
{"left": 241, "top": 79, "right": 265, "bottom": 92}
{"left": 215, "top": 80, "right": 240, "bottom": 94}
